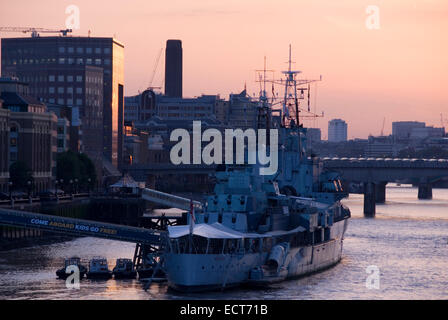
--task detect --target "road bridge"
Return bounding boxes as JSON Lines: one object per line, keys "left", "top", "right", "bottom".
{"left": 124, "top": 159, "right": 448, "bottom": 217}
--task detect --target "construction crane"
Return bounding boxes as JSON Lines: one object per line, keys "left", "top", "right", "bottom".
{"left": 380, "top": 117, "right": 386, "bottom": 136}
{"left": 0, "top": 27, "right": 72, "bottom": 38}
{"left": 441, "top": 113, "right": 448, "bottom": 128}
{"left": 147, "top": 47, "right": 163, "bottom": 90}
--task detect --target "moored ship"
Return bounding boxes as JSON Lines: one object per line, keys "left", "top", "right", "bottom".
{"left": 163, "top": 48, "right": 351, "bottom": 292}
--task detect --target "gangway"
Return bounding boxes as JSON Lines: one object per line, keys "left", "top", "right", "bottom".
{"left": 141, "top": 188, "right": 203, "bottom": 211}
{"left": 0, "top": 208, "right": 163, "bottom": 245}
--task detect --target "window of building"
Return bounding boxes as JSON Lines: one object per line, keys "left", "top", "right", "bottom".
{"left": 58, "top": 98, "right": 65, "bottom": 105}
{"left": 58, "top": 140, "right": 64, "bottom": 148}
{"left": 86, "top": 58, "right": 92, "bottom": 65}
{"left": 67, "top": 75, "right": 73, "bottom": 82}
{"left": 76, "top": 99, "right": 83, "bottom": 106}
{"left": 58, "top": 75, "right": 64, "bottom": 82}
{"left": 95, "top": 48, "right": 101, "bottom": 54}
{"left": 76, "top": 76, "right": 83, "bottom": 82}
{"left": 76, "top": 58, "right": 83, "bottom": 65}
{"left": 49, "top": 75, "right": 55, "bottom": 82}
{"left": 68, "top": 47, "right": 74, "bottom": 53}
{"left": 49, "top": 87, "right": 55, "bottom": 94}
{"left": 95, "top": 59, "right": 101, "bottom": 65}
{"left": 58, "top": 87, "right": 65, "bottom": 94}
{"left": 58, "top": 58, "right": 65, "bottom": 64}
{"left": 67, "top": 98, "right": 73, "bottom": 105}
{"left": 104, "top": 59, "right": 111, "bottom": 65}
{"left": 68, "top": 58, "right": 74, "bottom": 64}
{"left": 76, "top": 47, "right": 84, "bottom": 54}
{"left": 49, "top": 98, "right": 55, "bottom": 103}
{"left": 104, "top": 48, "right": 111, "bottom": 54}
{"left": 67, "top": 87, "right": 73, "bottom": 94}
{"left": 58, "top": 47, "right": 66, "bottom": 53}
{"left": 86, "top": 48, "right": 92, "bottom": 54}
{"left": 76, "top": 88, "right": 83, "bottom": 94}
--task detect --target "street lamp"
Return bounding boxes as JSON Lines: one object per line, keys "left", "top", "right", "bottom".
{"left": 8, "top": 181, "right": 12, "bottom": 198}
{"left": 27, "top": 180, "right": 32, "bottom": 203}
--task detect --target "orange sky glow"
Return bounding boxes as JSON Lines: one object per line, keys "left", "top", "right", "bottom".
{"left": 0, "top": 0, "right": 447, "bottom": 138}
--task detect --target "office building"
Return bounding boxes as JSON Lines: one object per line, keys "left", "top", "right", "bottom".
{"left": 392, "top": 121, "right": 425, "bottom": 139}
{"left": 1, "top": 36, "right": 124, "bottom": 168}
{"left": 328, "top": 119, "right": 348, "bottom": 142}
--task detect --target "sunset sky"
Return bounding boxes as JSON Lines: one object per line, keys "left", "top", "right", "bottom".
{"left": 1, "top": 0, "right": 447, "bottom": 138}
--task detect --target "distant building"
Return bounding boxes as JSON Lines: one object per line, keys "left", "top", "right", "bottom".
{"left": 1, "top": 36, "right": 124, "bottom": 168}
{"left": 328, "top": 119, "right": 347, "bottom": 142}
{"left": 46, "top": 102, "right": 80, "bottom": 153}
{"left": 56, "top": 117, "right": 70, "bottom": 153}
{"left": 227, "top": 89, "right": 259, "bottom": 130}
{"left": 364, "top": 136, "right": 403, "bottom": 157}
{"left": 165, "top": 40, "right": 183, "bottom": 98}
{"left": 124, "top": 94, "right": 140, "bottom": 123}
{"left": 410, "top": 126, "right": 445, "bottom": 139}
{"left": 306, "top": 128, "right": 322, "bottom": 143}
{"left": 125, "top": 90, "right": 220, "bottom": 123}
{"left": 0, "top": 101, "right": 9, "bottom": 192}
{"left": 392, "top": 121, "right": 425, "bottom": 139}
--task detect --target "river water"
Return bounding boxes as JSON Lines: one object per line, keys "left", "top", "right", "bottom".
{"left": 0, "top": 184, "right": 447, "bottom": 300}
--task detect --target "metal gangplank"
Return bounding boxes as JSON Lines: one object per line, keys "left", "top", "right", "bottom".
{"left": 0, "top": 208, "right": 164, "bottom": 245}
{"left": 141, "top": 188, "right": 203, "bottom": 211}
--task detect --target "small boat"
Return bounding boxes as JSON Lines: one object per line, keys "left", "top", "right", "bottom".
{"left": 113, "top": 258, "right": 137, "bottom": 279}
{"left": 56, "top": 257, "right": 87, "bottom": 280}
{"left": 86, "top": 257, "right": 112, "bottom": 280}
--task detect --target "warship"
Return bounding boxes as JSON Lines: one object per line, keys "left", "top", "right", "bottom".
{"left": 163, "top": 47, "right": 351, "bottom": 292}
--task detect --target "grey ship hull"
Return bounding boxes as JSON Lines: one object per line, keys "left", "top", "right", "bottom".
{"left": 165, "top": 219, "right": 348, "bottom": 292}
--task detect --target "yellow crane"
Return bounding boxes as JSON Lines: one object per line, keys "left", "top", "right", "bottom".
{"left": 0, "top": 27, "right": 72, "bottom": 38}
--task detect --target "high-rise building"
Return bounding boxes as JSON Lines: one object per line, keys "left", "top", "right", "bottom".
{"left": 1, "top": 36, "right": 124, "bottom": 168}
{"left": 165, "top": 40, "right": 182, "bottom": 98}
{"left": 328, "top": 119, "right": 348, "bottom": 142}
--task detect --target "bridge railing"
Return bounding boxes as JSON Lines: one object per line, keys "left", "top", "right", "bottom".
{"left": 141, "top": 188, "right": 203, "bottom": 211}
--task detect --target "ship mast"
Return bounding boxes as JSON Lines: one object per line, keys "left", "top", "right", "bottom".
{"left": 256, "top": 56, "right": 274, "bottom": 145}
{"left": 282, "top": 44, "right": 302, "bottom": 128}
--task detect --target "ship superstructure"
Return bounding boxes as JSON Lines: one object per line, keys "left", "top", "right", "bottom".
{"left": 163, "top": 48, "right": 350, "bottom": 292}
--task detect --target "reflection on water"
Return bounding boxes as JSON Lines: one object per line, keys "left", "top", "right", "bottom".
{"left": 0, "top": 185, "right": 447, "bottom": 300}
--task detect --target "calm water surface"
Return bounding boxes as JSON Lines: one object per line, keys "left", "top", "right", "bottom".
{"left": 0, "top": 185, "right": 447, "bottom": 300}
